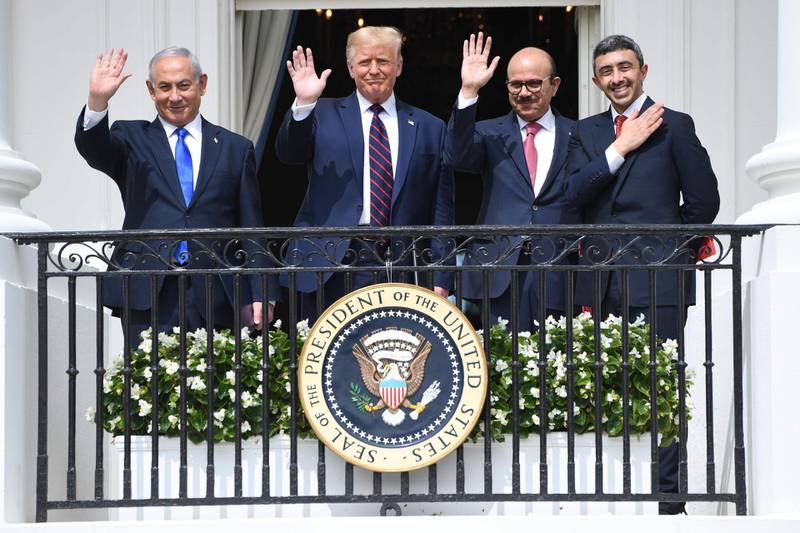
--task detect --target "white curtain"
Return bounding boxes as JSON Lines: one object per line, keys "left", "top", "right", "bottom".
{"left": 240, "top": 10, "right": 294, "bottom": 144}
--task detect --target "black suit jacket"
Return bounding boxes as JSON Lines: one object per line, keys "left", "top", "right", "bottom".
{"left": 564, "top": 97, "right": 720, "bottom": 307}
{"left": 444, "top": 103, "right": 580, "bottom": 310}
{"left": 75, "top": 108, "right": 277, "bottom": 319}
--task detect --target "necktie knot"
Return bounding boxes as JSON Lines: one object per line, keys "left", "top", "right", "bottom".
{"left": 525, "top": 122, "right": 543, "bottom": 136}
{"left": 176, "top": 127, "right": 188, "bottom": 140}
{"left": 614, "top": 114, "right": 627, "bottom": 138}
{"left": 369, "top": 104, "right": 384, "bottom": 115}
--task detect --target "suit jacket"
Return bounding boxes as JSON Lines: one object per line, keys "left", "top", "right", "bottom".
{"left": 75, "top": 108, "right": 277, "bottom": 319}
{"left": 275, "top": 92, "right": 455, "bottom": 293}
{"left": 444, "top": 103, "right": 580, "bottom": 310}
{"left": 564, "top": 97, "right": 720, "bottom": 307}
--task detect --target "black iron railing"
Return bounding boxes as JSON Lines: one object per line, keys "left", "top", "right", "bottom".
{"left": 10, "top": 224, "right": 766, "bottom": 521}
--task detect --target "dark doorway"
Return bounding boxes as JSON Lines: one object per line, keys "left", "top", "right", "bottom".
{"left": 259, "top": 7, "right": 579, "bottom": 227}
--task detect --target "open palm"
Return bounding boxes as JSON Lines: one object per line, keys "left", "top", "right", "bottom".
{"left": 461, "top": 33, "right": 500, "bottom": 95}
{"left": 89, "top": 48, "right": 131, "bottom": 109}
{"left": 286, "top": 46, "right": 331, "bottom": 106}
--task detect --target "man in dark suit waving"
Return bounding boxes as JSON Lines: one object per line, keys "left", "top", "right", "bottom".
{"left": 564, "top": 35, "right": 720, "bottom": 514}
{"left": 276, "top": 26, "right": 454, "bottom": 321}
{"left": 444, "top": 33, "right": 581, "bottom": 330}
{"left": 75, "top": 47, "right": 275, "bottom": 340}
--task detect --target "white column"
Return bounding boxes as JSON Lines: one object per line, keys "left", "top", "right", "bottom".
{"left": 739, "top": 0, "right": 800, "bottom": 223}
{"left": 0, "top": 0, "right": 49, "bottom": 232}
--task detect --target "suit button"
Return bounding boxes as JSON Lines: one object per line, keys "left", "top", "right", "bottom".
{"left": 532, "top": 205, "right": 539, "bottom": 212}
{"left": 611, "top": 211, "right": 617, "bottom": 218}
{"left": 185, "top": 213, "right": 191, "bottom": 219}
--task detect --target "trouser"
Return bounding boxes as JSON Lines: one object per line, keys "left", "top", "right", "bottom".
{"left": 601, "top": 271, "right": 687, "bottom": 514}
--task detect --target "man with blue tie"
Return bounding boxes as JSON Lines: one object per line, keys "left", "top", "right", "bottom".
{"left": 564, "top": 35, "right": 720, "bottom": 515}
{"left": 276, "top": 26, "right": 454, "bottom": 322}
{"left": 444, "top": 33, "right": 581, "bottom": 331}
{"left": 75, "top": 47, "right": 275, "bottom": 341}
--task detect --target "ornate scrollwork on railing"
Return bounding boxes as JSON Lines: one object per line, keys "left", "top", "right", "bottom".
{"left": 40, "top": 228, "right": 734, "bottom": 274}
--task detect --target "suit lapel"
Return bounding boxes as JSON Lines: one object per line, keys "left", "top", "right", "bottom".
{"left": 535, "top": 113, "right": 570, "bottom": 200}
{"left": 500, "top": 111, "right": 531, "bottom": 190}
{"left": 190, "top": 117, "right": 220, "bottom": 208}
{"left": 393, "top": 100, "right": 418, "bottom": 204}
{"left": 146, "top": 118, "right": 185, "bottom": 206}
{"left": 611, "top": 97, "right": 653, "bottom": 202}
{"left": 336, "top": 93, "right": 365, "bottom": 188}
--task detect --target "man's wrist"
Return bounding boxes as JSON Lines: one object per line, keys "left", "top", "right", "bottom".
{"left": 460, "top": 86, "right": 479, "bottom": 100}
{"left": 87, "top": 96, "right": 109, "bottom": 113}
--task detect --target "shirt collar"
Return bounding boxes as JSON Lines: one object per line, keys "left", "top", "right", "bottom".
{"left": 610, "top": 92, "right": 649, "bottom": 121}
{"left": 159, "top": 113, "right": 203, "bottom": 141}
{"left": 516, "top": 107, "right": 556, "bottom": 133}
{"left": 356, "top": 90, "right": 397, "bottom": 118}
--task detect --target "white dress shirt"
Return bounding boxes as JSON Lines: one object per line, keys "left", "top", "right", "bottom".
{"left": 291, "top": 91, "right": 399, "bottom": 225}
{"left": 457, "top": 92, "right": 555, "bottom": 197}
{"left": 83, "top": 106, "right": 202, "bottom": 187}
{"left": 604, "top": 92, "right": 649, "bottom": 175}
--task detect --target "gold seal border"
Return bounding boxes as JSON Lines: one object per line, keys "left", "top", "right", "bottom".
{"left": 298, "top": 283, "right": 488, "bottom": 473}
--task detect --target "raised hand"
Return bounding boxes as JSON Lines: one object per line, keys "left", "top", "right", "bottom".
{"left": 460, "top": 32, "right": 500, "bottom": 99}
{"left": 286, "top": 46, "right": 331, "bottom": 106}
{"left": 613, "top": 103, "right": 664, "bottom": 157}
{"left": 88, "top": 48, "right": 132, "bottom": 112}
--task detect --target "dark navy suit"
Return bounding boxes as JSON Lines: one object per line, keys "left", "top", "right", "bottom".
{"left": 564, "top": 97, "right": 719, "bottom": 513}
{"left": 444, "top": 103, "right": 580, "bottom": 329}
{"left": 75, "top": 108, "right": 276, "bottom": 334}
{"left": 275, "top": 92, "right": 454, "bottom": 314}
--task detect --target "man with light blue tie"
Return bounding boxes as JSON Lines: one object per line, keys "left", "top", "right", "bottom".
{"left": 75, "top": 47, "right": 276, "bottom": 341}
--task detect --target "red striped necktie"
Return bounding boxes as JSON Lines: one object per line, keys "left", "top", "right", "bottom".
{"left": 368, "top": 104, "right": 393, "bottom": 227}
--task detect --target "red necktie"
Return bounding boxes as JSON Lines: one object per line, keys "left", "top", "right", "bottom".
{"left": 524, "top": 122, "right": 543, "bottom": 190}
{"left": 614, "top": 114, "right": 627, "bottom": 138}
{"left": 368, "top": 104, "right": 393, "bottom": 226}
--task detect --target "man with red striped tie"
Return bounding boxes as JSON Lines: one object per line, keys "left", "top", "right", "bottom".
{"left": 276, "top": 26, "right": 454, "bottom": 322}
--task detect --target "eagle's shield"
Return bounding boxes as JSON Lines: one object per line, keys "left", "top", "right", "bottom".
{"left": 379, "top": 378, "right": 407, "bottom": 410}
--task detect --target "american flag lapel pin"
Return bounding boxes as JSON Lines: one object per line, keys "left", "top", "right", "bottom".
{"left": 408, "top": 119, "right": 414, "bottom": 126}
{"left": 213, "top": 137, "right": 218, "bottom": 144}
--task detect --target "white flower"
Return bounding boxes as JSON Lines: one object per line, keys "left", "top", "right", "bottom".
{"left": 85, "top": 406, "right": 96, "bottom": 422}
{"left": 168, "top": 415, "right": 179, "bottom": 426}
{"left": 158, "top": 332, "right": 178, "bottom": 348}
{"left": 273, "top": 319, "right": 282, "bottom": 330}
{"left": 131, "top": 383, "right": 141, "bottom": 400}
{"left": 496, "top": 316, "right": 509, "bottom": 330}
{"left": 138, "top": 338, "right": 152, "bottom": 354}
{"left": 530, "top": 387, "right": 540, "bottom": 399}
{"left": 297, "top": 319, "right": 310, "bottom": 339}
{"left": 555, "top": 386, "right": 567, "bottom": 398}
{"left": 195, "top": 360, "right": 206, "bottom": 373}
{"left": 257, "top": 369, "right": 263, "bottom": 382}
{"left": 241, "top": 391, "right": 253, "bottom": 408}
{"left": 228, "top": 389, "right": 236, "bottom": 402}
{"left": 214, "top": 331, "right": 228, "bottom": 346}
{"left": 495, "top": 359, "right": 509, "bottom": 372}
{"left": 103, "top": 376, "right": 113, "bottom": 393}
{"left": 189, "top": 376, "right": 205, "bottom": 391}
{"left": 164, "top": 360, "right": 179, "bottom": 375}
{"left": 138, "top": 399, "right": 152, "bottom": 417}
{"left": 213, "top": 408, "right": 226, "bottom": 427}
{"left": 285, "top": 382, "right": 291, "bottom": 393}
{"left": 256, "top": 384, "right": 263, "bottom": 395}
{"left": 519, "top": 398, "right": 526, "bottom": 410}
{"left": 241, "top": 327, "right": 251, "bottom": 339}
{"left": 143, "top": 366, "right": 152, "bottom": 381}
{"left": 532, "top": 414, "right": 540, "bottom": 425}
{"left": 226, "top": 370, "right": 236, "bottom": 383}
{"left": 241, "top": 421, "right": 252, "bottom": 434}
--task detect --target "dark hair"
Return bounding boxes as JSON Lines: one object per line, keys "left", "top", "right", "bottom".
{"left": 592, "top": 35, "right": 644, "bottom": 71}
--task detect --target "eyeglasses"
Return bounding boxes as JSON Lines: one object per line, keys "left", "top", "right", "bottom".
{"left": 505, "top": 77, "right": 552, "bottom": 95}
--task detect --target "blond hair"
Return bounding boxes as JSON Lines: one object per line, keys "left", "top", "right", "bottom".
{"left": 345, "top": 26, "right": 403, "bottom": 64}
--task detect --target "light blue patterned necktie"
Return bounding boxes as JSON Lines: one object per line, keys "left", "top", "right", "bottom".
{"left": 175, "top": 127, "right": 193, "bottom": 264}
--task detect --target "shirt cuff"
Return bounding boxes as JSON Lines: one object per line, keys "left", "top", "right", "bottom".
{"left": 457, "top": 92, "right": 479, "bottom": 110}
{"left": 83, "top": 106, "right": 108, "bottom": 130}
{"left": 605, "top": 144, "right": 625, "bottom": 174}
{"left": 291, "top": 99, "right": 316, "bottom": 122}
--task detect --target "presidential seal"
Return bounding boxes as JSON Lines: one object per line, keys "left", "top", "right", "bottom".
{"left": 298, "top": 283, "right": 487, "bottom": 472}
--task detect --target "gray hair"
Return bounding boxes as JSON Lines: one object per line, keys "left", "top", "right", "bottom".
{"left": 346, "top": 26, "right": 403, "bottom": 64}
{"left": 148, "top": 46, "right": 203, "bottom": 82}
{"left": 592, "top": 35, "right": 644, "bottom": 72}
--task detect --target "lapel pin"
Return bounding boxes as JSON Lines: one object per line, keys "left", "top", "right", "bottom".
{"left": 213, "top": 137, "right": 218, "bottom": 144}
{"left": 408, "top": 120, "right": 414, "bottom": 126}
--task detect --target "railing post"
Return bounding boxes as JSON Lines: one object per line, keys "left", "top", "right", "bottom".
{"left": 35, "top": 242, "right": 48, "bottom": 522}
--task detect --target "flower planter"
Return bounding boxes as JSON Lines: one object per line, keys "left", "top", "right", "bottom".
{"left": 109, "top": 433, "right": 656, "bottom": 519}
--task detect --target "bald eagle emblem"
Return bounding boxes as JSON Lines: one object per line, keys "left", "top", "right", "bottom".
{"left": 351, "top": 328, "right": 441, "bottom": 427}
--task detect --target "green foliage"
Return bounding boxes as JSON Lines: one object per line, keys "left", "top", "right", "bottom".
{"left": 469, "top": 313, "right": 693, "bottom": 445}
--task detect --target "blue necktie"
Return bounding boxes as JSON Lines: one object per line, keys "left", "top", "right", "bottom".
{"left": 368, "top": 104, "right": 392, "bottom": 226}
{"left": 175, "top": 127, "right": 193, "bottom": 264}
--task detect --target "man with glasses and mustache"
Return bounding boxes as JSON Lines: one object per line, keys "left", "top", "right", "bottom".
{"left": 444, "top": 33, "right": 581, "bottom": 331}
{"left": 564, "top": 34, "right": 720, "bottom": 515}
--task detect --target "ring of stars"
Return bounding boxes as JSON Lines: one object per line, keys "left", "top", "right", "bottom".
{"left": 324, "top": 309, "right": 462, "bottom": 447}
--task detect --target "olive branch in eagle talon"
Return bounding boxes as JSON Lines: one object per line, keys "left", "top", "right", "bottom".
{"left": 351, "top": 328, "right": 441, "bottom": 427}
